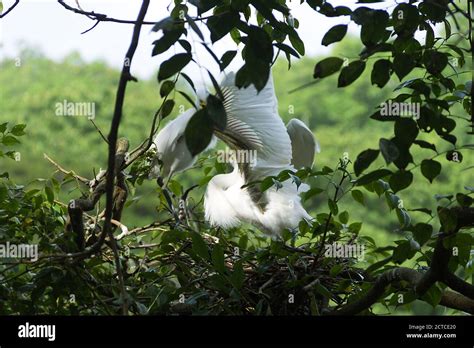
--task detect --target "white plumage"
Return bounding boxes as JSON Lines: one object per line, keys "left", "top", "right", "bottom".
{"left": 152, "top": 71, "right": 320, "bottom": 237}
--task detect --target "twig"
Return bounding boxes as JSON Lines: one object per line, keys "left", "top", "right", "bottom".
{"left": 90, "top": 119, "right": 109, "bottom": 144}
{"left": 57, "top": 0, "right": 215, "bottom": 27}
{"left": 0, "top": 0, "right": 20, "bottom": 18}
{"left": 450, "top": 0, "right": 474, "bottom": 22}
{"left": 81, "top": 19, "right": 101, "bottom": 34}
{"left": 44, "top": 153, "right": 90, "bottom": 184}
{"left": 314, "top": 165, "right": 348, "bottom": 266}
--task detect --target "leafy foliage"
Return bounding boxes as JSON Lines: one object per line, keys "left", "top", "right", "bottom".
{"left": 0, "top": 0, "right": 473, "bottom": 316}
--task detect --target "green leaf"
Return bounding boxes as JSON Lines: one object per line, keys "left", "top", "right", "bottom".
{"left": 1, "top": 135, "right": 19, "bottom": 146}
{"left": 395, "top": 118, "right": 418, "bottom": 146}
{"left": 152, "top": 29, "right": 184, "bottom": 56}
{"left": 191, "top": 232, "right": 209, "bottom": 260}
{"left": 392, "top": 240, "right": 414, "bottom": 263}
{"left": 180, "top": 72, "right": 196, "bottom": 92}
{"left": 206, "top": 94, "right": 226, "bottom": 131}
{"left": 321, "top": 24, "right": 347, "bottom": 46}
{"left": 184, "top": 109, "right": 213, "bottom": 156}
{"left": 207, "top": 70, "right": 224, "bottom": 101}
{"left": 159, "top": 80, "right": 175, "bottom": 98}
{"left": 211, "top": 244, "right": 225, "bottom": 273}
{"left": 392, "top": 3, "right": 419, "bottom": 37}
{"left": 185, "top": 14, "right": 204, "bottom": 40}
{"left": 260, "top": 176, "right": 275, "bottom": 192}
{"left": 288, "top": 30, "right": 305, "bottom": 55}
{"left": 303, "top": 187, "right": 324, "bottom": 202}
{"left": 351, "top": 189, "right": 365, "bottom": 206}
{"left": 422, "top": 285, "right": 443, "bottom": 307}
{"left": 420, "top": 159, "right": 441, "bottom": 183}
{"left": 413, "top": 223, "right": 433, "bottom": 245}
{"left": 438, "top": 208, "right": 458, "bottom": 233}
{"left": 423, "top": 50, "right": 448, "bottom": 75}
{"left": 230, "top": 260, "right": 245, "bottom": 289}
{"left": 360, "top": 10, "right": 389, "bottom": 46}
{"left": 329, "top": 264, "right": 344, "bottom": 277}
{"left": 354, "top": 149, "right": 379, "bottom": 176}
{"left": 389, "top": 170, "right": 413, "bottom": 193}
{"left": 207, "top": 12, "right": 239, "bottom": 42}
{"left": 419, "top": 1, "right": 447, "bottom": 22}
{"left": 356, "top": 169, "right": 392, "bottom": 186}
{"left": 0, "top": 122, "right": 7, "bottom": 134}
{"left": 379, "top": 138, "right": 399, "bottom": 164}
{"left": 178, "top": 39, "right": 192, "bottom": 53}
{"left": 161, "top": 100, "right": 175, "bottom": 118}
{"left": 10, "top": 124, "right": 26, "bottom": 136}
{"left": 313, "top": 57, "right": 344, "bottom": 79}
{"left": 393, "top": 53, "right": 415, "bottom": 80}
{"left": 338, "top": 60, "right": 366, "bottom": 87}
{"left": 178, "top": 90, "right": 197, "bottom": 108}
{"left": 413, "top": 140, "right": 436, "bottom": 152}
{"left": 312, "top": 282, "right": 333, "bottom": 299}
{"left": 158, "top": 53, "right": 191, "bottom": 81}
{"left": 397, "top": 209, "right": 411, "bottom": 228}
{"left": 371, "top": 59, "right": 391, "bottom": 88}
{"left": 44, "top": 185, "right": 54, "bottom": 204}
{"left": 456, "top": 193, "right": 473, "bottom": 207}
{"left": 274, "top": 43, "right": 300, "bottom": 59}
{"left": 152, "top": 17, "right": 179, "bottom": 32}
{"left": 339, "top": 211, "right": 349, "bottom": 224}
{"left": 220, "top": 50, "right": 237, "bottom": 71}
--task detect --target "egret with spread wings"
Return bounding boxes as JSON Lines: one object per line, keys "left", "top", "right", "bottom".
{"left": 152, "top": 72, "right": 320, "bottom": 236}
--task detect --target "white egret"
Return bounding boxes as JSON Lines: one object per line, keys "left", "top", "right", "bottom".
{"left": 152, "top": 72, "right": 320, "bottom": 236}
{"left": 151, "top": 108, "right": 197, "bottom": 181}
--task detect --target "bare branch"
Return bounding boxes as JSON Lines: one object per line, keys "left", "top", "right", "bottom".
{"left": 44, "top": 153, "right": 90, "bottom": 184}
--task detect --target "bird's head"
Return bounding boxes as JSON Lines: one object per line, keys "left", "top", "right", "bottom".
{"left": 151, "top": 108, "right": 198, "bottom": 184}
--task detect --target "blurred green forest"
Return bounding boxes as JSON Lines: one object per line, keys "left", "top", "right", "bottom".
{"left": 1, "top": 38, "right": 471, "bottom": 252}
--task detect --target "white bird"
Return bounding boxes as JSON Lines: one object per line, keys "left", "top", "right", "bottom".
{"left": 152, "top": 71, "right": 320, "bottom": 237}
{"left": 151, "top": 108, "right": 197, "bottom": 181}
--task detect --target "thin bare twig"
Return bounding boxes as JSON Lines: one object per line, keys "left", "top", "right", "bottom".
{"left": 0, "top": 0, "right": 20, "bottom": 18}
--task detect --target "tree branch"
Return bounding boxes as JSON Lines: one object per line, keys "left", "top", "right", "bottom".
{"left": 99, "top": 0, "right": 149, "bottom": 315}
{"left": 328, "top": 267, "right": 474, "bottom": 315}
{"left": 329, "top": 207, "right": 474, "bottom": 315}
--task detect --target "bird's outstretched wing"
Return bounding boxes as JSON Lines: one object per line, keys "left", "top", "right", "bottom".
{"left": 152, "top": 108, "right": 196, "bottom": 179}
{"left": 219, "top": 72, "right": 292, "bottom": 179}
{"left": 286, "top": 118, "right": 320, "bottom": 169}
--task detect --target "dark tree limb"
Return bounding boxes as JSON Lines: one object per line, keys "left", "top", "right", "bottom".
{"left": 444, "top": 272, "right": 474, "bottom": 300}
{"left": 329, "top": 207, "right": 474, "bottom": 315}
{"left": 328, "top": 267, "right": 474, "bottom": 315}
{"left": 101, "top": 0, "right": 149, "bottom": 316}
